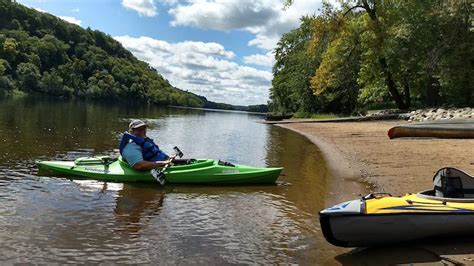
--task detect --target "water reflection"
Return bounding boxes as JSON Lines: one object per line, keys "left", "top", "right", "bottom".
{"left": 0, "top": 96, "right": 349, "bottom": 263}
{"left": 114, "top": 184, "right": 165, "bottom": 234}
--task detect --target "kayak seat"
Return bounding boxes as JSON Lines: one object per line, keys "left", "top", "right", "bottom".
{"left": 119, "top": 156, "right": 196, "bottom": 166}
{"left": 218, "top": 160, "right": 235, "bottom": 167}
{"left": 433, "top": 167, "right": 474, "bottom": 198}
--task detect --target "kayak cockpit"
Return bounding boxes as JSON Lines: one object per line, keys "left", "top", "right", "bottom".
{"left": 432, "top": 167, "right": 474, "bottom": 198}
{"left": 416, "top": 167, "right": 474, "bottom": 202}
{"left": 417, "top": 190, "right": 474, "bottom": 203}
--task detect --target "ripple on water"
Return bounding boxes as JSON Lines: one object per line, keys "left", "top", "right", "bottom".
{"left": 0, "top": 153, "right": 334, "bottom": 264}
{"left": 129, "top": 192, "right": 315, "bottom": 264}
{"left": 0, "top": 164, "right": 323, "bottom": 264}
{"left": 0, "top": 105, "right": 335, "bottom": 264}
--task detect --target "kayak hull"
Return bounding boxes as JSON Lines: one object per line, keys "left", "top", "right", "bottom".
{"left": 320, "top": 212, "right": 474, "bottom": 247}
{"left": 37, "top": 158, "right": 282, "bottom": 184}
{"left": 388, "top": 120, "right": 474, "bottom": 139}
{"left": 320, "top": 191, "right": 474, "bottom": 247}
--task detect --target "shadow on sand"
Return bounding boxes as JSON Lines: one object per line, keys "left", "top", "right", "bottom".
{"left": 335, "top": 236, "right": 474, "bottom": 265}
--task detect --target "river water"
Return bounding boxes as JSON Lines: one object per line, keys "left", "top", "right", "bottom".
{"left": 0, "top": 96, "right": 357, "bottom": 264}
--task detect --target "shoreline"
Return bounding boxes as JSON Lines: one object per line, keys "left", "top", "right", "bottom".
{"left": 276, "top": 124, "right": 371, "bottom": 206}
{"left": 277, "top": 120, "right": 474, "bottom": 198}
{"left": 277, "top": 124, "right": 360, "bottom": 180}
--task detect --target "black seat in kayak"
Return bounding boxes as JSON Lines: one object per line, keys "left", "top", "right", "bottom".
{"left": 433, "top": 167, "right": 474, "bottom": 198}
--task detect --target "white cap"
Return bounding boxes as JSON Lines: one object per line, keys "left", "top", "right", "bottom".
{"left": 129, "top": 119, "right": 146, "bottom": 130}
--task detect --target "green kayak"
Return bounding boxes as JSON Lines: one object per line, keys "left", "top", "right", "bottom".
{"left": 36, "top": 156, "right": 283, "bottom": 184}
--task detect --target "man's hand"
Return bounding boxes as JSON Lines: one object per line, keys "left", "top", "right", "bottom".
{"left": 160, "top": 159, "right": 173, "bottom": 165}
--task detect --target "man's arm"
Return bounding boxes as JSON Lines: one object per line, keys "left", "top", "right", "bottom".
{"left": 133, "top": 159, "right": 171, "bottom": 171}
{"left": 122, "top": 142, "right": 170, "bottom": 171}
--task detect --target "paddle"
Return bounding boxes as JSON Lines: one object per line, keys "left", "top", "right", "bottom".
{"left": 151, "top": 146, "right": 184, "bottom": 185}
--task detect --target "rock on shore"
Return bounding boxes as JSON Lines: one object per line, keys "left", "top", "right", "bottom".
{"left": 407, "top": 107, "right": 473, "bottom": 122}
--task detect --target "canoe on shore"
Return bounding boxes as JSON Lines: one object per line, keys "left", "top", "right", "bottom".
{"left": 388, "top": 119, "right": 474, "bottom": 139}
{"left": 264, "top": 113, "right": 293, "bottom": 121}
{"left": 320, "top": 167, "right": 474, "bottom": 247}
{"left": 37, "top": 156, "right": 283, "bottom": 185}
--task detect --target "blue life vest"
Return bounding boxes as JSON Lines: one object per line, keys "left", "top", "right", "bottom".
{"left": 119, "top": 132, "right": 169, "bottom": 161}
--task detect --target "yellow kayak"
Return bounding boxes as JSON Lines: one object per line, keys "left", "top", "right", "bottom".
{"left": 320, "top": 167, "right": 474, "bottom": 247}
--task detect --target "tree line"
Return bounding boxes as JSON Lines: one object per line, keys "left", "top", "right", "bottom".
{"left": 270, "top": 0, "right": 473, "bottom": 115}
{"left": 0, "top": 1, "right": 223, "bottom": 108}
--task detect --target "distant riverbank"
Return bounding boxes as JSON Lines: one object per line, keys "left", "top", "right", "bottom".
{"left": 169, "top": 105, "right": 266, "bottom": 115}
{"left": 278, "top": 120, "right": 474, "bottom": 198}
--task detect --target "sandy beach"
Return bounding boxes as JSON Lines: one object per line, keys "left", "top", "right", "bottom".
{"left": 279, "top": 120, "right": 474, "bottom": 263}
{"left": 279, "top": 120, "right": 474, "bottom": 197}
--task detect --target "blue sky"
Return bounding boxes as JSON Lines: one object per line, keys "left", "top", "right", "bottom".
{"left": 18, "top": 0, "right": 323, "bottom": 105}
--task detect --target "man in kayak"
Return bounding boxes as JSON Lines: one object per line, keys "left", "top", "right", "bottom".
{"left": 119, "top": 119, "right": 171, "bottom": 171}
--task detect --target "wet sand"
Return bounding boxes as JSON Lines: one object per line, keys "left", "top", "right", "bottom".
{"left": 279, "top": 120, "right": 474, "bottom": 264}
{"left": 279, "top": 120, "right": 474, "bottom": 198}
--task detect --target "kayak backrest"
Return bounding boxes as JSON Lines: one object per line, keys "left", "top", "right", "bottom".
{"left": 433, "top": 167, "right": 474, "bottom": 198}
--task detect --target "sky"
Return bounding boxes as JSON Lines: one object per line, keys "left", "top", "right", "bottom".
{"left": 17, "top": 0, "right": 325, "bottom": 106}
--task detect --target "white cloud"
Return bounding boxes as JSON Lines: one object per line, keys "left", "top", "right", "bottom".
{"left": 58, "top": 16, "right": 82, "bottom": 26}
{"left": 161, "top": 0, "right": 178, "bottom": 5}
{"left": 32, "top": 7, "right": 82, "bottom": 26}
{"left": 243, "top": 51, "right": 275, "bottom": 67}
{"left": 168, "top": 0, "right": 322, "bottom": 50}
{"left": 114, "top": 35, "right": 272, "bottom": 105}
{"left": 33, "top": 7, "right": 47, "bottom": 13}
{"left": 169, "top": 0, "right": 279, "bottom": 31}
{"left": 122, "top": 0, "right": 158, "bottom": 17}
{"left": 71, "top": 8, "right": 80, "bottom": 13}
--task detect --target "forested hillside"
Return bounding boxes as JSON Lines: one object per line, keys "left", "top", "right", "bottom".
{"left": 0, "top": 0, "right": 209, "bottom": 107}
{"left": 271, "top": 0, "right": 473, "bottom": 115}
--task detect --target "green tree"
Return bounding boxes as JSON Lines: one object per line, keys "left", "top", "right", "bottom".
{"left": 37, "top": 34, "right": 70, "bottom": 70}
{"left": 309, "top": 8, "right": 362, "bottom": 113}
{"left": 271, "top": 16, "right": 320, "bottom": 114}
{"left": 0, "top": 59, "right": 7, "bottom": 75}
{"left": 16, "top": 62, "right": 40, "bottom": 91}
{"left": 281, "top": 0, "right": 473, "bottom": 113}
{"left": 359, "top": 0, "right": 409, "bottom": 109}
{"left": 0, "top": 0, "right": 239, "bottom": 109}
{"left": 0, "top": 59, "right": 13, "bottom": 92}
{"left": 57, "top": 58, "right": 87, "bottom": 94}
{"left": 40, "top": 69, "right": 73, "bottom": 96}
{"left": 86, "top": 70, "right": 121, "bottom": 99}
{"left": 1, "top": 37, "right": 18, "bottom": 64}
